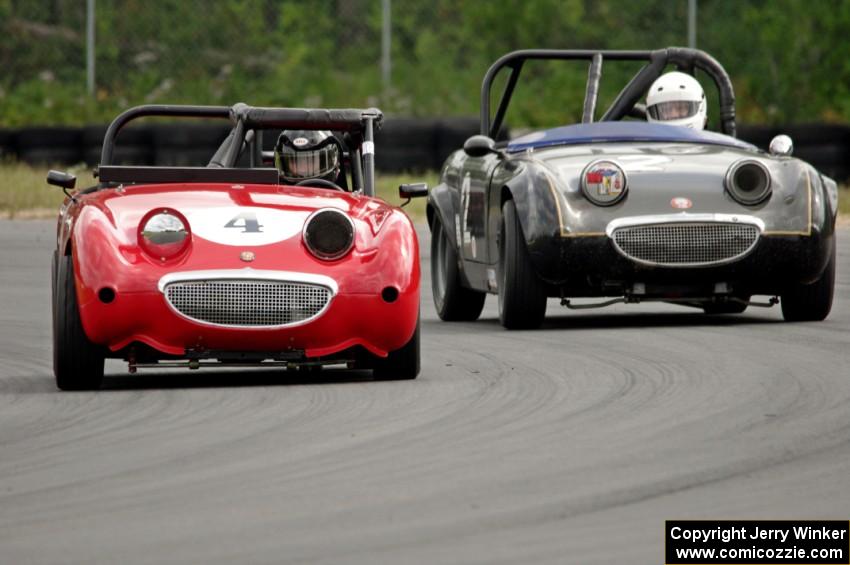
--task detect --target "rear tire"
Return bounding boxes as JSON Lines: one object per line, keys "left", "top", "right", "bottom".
{"left": 372, "top": 317, "right": 420, "bottom": 380}
{"left": 53, "top": 255, "right": 105, "bottom": 390}
{"left": 781, "top": 243, "right": 836, "bottom": 322}
{"left": 498, "top": 199, "right": 547, "bottom": 329}
{"left": 430, "top": 215, "right": 486, "bottom": 321}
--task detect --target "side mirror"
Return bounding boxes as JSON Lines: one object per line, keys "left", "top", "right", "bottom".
{"left": 399, "top": 183, "right": 428, "bottom": 206}
{"left": 463, "top": 135, "right": 497, "bottom": 158}
{"left": 46, "top": 170, "right": 76, "bottom": 190}
{"left": 769, "top": 134, "right": 793, "bottom": 157}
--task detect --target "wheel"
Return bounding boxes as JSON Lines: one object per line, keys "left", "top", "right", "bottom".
{"left": 498, "top": 199, "right": 547, "bottom": 329}
{"left": 781, "top": 243, "right": 836, "bottom": 322}
{"left": 53, "top": 254, "right": 105, "bottom": 390}
{"left": 372, "top": 317, "right": 420, "bottom": 380}
{"left": 430, "top": 215, "right": 485, "bottom": 321}
{"left": 702, "top": 297, "right": 749, "bottom": 315}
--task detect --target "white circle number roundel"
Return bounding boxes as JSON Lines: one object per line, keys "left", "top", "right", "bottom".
{"left": 187, "top": 207, "right": 309, "bottom": 246}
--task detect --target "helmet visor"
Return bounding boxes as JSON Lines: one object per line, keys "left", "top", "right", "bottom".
{"left": 279, "top": 144, "right": 339, "bottom": 180}
{"left": 648, "top": 100, "right": 700, "bottom": 121}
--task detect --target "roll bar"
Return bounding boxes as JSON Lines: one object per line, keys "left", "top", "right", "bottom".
{"left": 99, "top": 103, "right": 384, "bottom": 195}
{"left": 480, "top": 48, "right": 736, "bottom": 139}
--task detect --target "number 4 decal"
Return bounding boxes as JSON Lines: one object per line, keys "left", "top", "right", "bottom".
{"left": 224, "top": 212, "right": 264, "bottom": 233}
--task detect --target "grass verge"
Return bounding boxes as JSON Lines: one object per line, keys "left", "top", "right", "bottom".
{"left": 0, "top": 161, "right": 437, "bottom": 221}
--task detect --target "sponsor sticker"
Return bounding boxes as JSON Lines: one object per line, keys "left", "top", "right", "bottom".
{"left": 583, "top": 160, "right": 626, "bottom": 200}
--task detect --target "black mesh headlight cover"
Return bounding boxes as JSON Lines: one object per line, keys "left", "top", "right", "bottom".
{"left": 303, "top": 208, "right": 355, "bottom": 260}
{"left": 726, "top": 160, "right": 772, "bottom": 205}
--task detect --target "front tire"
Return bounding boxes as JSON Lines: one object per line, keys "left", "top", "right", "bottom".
{"left": 781, "top": 242, "right": 836, "bottom": 322}
{"left": 430, "top": 215, "right": 485, "bottom": 321}
{"left": 53, "top": 254, "right": 105, "bottom": 390}
{"left": 372, "top": 317, "right": 420, "bottom": 380}
{"left": 498, "top": 199, "right": 547, "bottom": 329}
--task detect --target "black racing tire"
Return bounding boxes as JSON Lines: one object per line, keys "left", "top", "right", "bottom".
{"left": 702, "top": 297, "right": 750, "bottom": 315}
{"left": 375, "top": 118, "right": 440, "bottom": 171}
{"left": 152, "top": 124, "right": 229, "bottom": 166}
{"left": 0, "top": 129, "right": 14, "bottom": 159}
{"left": 430, "top": 215, "right": 486, "bottom": 321}
{"left": 83, "top": 125, "right": 154, "bottom": 166}
{"left": 498, "top": 199, "right": 547, "bottom": 329}
{"left": 781, "top": 243, "right": 836, "bottom": 322}
{"left": 372, "top": 317, "right": 420, "bottom": 380}
{"left": 53, "top": 254, "right": 105, "bottom": 390}
{"left": 435, "top": 118, "right": 480, "bottom": 166}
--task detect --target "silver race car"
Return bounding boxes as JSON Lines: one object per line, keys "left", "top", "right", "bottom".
{"left": 428, "top": 48, "right": 838, "bottom": 328}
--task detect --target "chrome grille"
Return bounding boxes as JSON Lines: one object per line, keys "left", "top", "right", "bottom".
{"left": 611, "top": 222, "right": 759, "bottom": 266}
{"left": 164, "top": 280, "right": 332, "bottom": 327}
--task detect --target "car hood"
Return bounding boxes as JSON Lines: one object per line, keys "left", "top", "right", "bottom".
{"left": 81, "top": 182, "right": 390, "bottom": 247}
{"left": 508, "top": 141, "right": 815, "bottom": 234}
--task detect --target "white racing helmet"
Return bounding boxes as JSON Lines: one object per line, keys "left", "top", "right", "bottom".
{"left": 646, "top": 71, "right": 707, "bottom": 130}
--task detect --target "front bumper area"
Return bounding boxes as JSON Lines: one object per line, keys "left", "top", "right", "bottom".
{"left": 77, "top": 270, "right": 419, "bottom": 360}
{"left": 533, "top": 216, "right": 833, "bottom": 297}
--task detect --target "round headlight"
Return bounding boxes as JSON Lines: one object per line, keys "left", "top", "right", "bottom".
{"left": 303, "top": 208, "right": 355, "bottom": 260}
{"left": 139, "top": 209, "right": 190, "bottom": 260}
{"left": 726, "top": 160, "right": 772, "bottom": 205}
{"left": 581, "top": 160, "right": 628, "bottom": 206}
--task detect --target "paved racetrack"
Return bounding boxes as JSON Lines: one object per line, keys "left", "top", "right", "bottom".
{"left": 1, "top": 220, "right": 848, "bottom": 564}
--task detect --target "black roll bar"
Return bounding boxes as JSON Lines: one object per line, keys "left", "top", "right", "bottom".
{"left": 100, "top": 103, "right": 384, "bottom": 196}
{"left": 100, "top": 105, "right": 230, "bottom": 167}
{"left": 480, "top": 48, "right": 737, "bottom": 138}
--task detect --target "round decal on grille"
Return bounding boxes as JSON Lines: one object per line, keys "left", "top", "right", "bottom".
{"left": 187, "top": 206, "right": 310, "bottom": 246}
{"left": 581, "top": 160, "right": 627, "bottom": 206}
{"left": 671, "top": 197, "right": 693, "bottom": 209}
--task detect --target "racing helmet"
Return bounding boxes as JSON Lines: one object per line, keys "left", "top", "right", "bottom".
{"left": 275, "top": 130, "right": 341, "bottom": 183}
{"left": 646, "top": 71, "right": 707, "bottom": 130}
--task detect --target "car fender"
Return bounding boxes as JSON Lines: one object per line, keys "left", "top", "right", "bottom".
{"left": 426, "top": 182, "right": 460, "bottom": 251}
{"left": 496, "top": 162, "right": 565, "bottom": 283}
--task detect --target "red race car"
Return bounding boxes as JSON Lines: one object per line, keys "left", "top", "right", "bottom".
{"left": 49, "top": 103, "right": 427, "bottom": 390}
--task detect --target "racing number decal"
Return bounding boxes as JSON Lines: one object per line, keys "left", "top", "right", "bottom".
{"left": 224, "top": 212, "right": 264, "bottom": 233}
{"left": 188, "top": 207, "right": 306, "bottom": 246}
{"left": 460, "top": 172, "right": 475, "bottom": 258}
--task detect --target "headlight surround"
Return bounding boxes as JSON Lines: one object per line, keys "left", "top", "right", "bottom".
{"left": 138, "top": 209, "right": 191, "bottom": 261}
{"left": 725, "top": 159, "right": 772, "bottom": 205}
{"left": 302, "top": 208, "right": 355, "bottom": 260}
{"left": 581, "top": 159, "right": 628, "bottom": 206}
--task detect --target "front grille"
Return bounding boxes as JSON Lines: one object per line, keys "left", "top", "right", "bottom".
{"left": 164, "top": 280, "right": 332, "bottom": 327}
{"left": 611, "top": 222, "right": 759, "bottom": 266}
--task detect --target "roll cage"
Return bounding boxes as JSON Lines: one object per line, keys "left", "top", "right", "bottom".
{"left": 481, "top": 47, "right": 736, "bottom": 139}
{"left": 96, "top": 103, "right": 384, "bottom": 196}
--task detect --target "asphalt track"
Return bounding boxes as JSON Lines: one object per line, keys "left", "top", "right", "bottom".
{"left": 1, "top": 220, "right": 848, "bottom": 564}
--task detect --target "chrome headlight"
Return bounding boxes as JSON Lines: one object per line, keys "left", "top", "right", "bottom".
{"left": 302, "top": 208, "right": 355, "bottom": 260}
{"left": 581, "top": 160, "right": 628, "bottom": 206}
{"left": 139, "top": 209, "right": 190, "bottom": 260}
{"left": 726, "top": 160, "right": 772, "bottom": 205}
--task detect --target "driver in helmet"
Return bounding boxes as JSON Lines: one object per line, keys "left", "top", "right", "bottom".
{"left": 646, "top": 71, "right": 707, "bottom": 130}
{"left": 275, "top": 130, "right": 341, "bottom": 185}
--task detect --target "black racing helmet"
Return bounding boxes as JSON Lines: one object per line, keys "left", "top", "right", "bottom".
{"left": 274, "top": 130, "right": 341, "bottom": 183}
